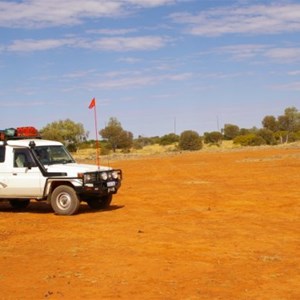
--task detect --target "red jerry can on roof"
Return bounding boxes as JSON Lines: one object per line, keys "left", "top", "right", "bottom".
{"left": 16, "top": 127, "right": 39, "bottom": 137}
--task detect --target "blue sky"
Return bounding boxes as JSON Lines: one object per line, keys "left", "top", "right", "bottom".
{"left": 0, "top": 0, "right": 299, "bottom": 138}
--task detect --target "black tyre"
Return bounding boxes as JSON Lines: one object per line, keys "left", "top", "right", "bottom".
{"left": 50, "top": 185, "right": 80, "bottom": 215}
{"left": 87, "top": 195, "right": 112, "bottom": 210}
{"left": 9, "top": 199, "right": 30, "bottom": 210}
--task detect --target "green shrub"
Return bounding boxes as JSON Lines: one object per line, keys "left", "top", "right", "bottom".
{"left": 204, "top": 131, "right": 223, "bottom": 146}
{"left": 257, "top": 128, "right": 277, "bottom": 145}
{"left": 179, "top": 130, "right": 203, "bottom": 150}
{"left": 233, "top": 134, "right": 266, "bottom": 146}
{"left": 286, "top": 132, "right": 299, "bottom": 142}
{"left": 159, "top": 133, "right": 179, "bottom": 146}
{"left": 294, "top": 131, "right": 300, "bottom": 141}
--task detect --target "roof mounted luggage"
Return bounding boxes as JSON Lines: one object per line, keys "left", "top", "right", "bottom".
{"left": 0, "top": 126, "right": 40, "bottom": 141}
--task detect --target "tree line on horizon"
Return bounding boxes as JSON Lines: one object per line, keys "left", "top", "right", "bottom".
{"left": 40, "top": 106, "right": 300, "bottom": 153}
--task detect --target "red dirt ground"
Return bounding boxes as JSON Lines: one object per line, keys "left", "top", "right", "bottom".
{"left": 0, "top": 146, "right": 299, "bottom": 299}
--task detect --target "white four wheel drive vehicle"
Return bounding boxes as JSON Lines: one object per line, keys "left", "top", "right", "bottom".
{"left": 0, "top": 127, "right": 122, "bottom": 215}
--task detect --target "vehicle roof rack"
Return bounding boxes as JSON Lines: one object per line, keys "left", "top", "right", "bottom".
{"left": 0, "top": 126, "right": 41, "bottom": 141}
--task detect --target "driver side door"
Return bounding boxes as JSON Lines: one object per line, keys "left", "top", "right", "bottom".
{"left": 4, "top": 148, "right": 44, "bottom": 198}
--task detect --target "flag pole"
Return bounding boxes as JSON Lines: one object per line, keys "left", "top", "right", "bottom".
{"left": 89, "top": 98, "right": 100, "bottom": 168}
{"left": 94, "top": 104, "right": 100, "bottom": 168}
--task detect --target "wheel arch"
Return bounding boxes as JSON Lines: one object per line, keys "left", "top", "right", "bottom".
{"left": 45, "top": 179, "right": 75, "bottom": 203}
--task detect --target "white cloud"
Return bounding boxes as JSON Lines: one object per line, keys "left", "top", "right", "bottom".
{"left": 87, "top": 28, "right": 138, "bottom": 35}
{"left": 86, "top": 71, "right": 193, "bottom": 89}
{"left": 216, "top": 44, "right": 270, "bottom": 60}
{"left": 90, "top": 36, "right": 168, "bottom": 51}
{"left": 265, "top": 47, "right": 300, "bottom": 62}
{"left": 170, "top": 3, "right": 300, "bottom": 36}
{"left": 3, "top": 36, "right": 168, "bottom": 52}
{"left": 214, "top": 44, "right": 300, "bottom": 63}
{"left": 7, "top": 39, "right": 73, "bottom": 52}
{"left": 0, "top": 0, "right": 122, "bottom": 28}
{"left": 126, "top": 0, "right": 177, "bottom": 8}
{"left": 89, "top": 76, "right": 156, "bottom": 89}
{"left": 0, "top": 0, "right": 178, "bottom": 28}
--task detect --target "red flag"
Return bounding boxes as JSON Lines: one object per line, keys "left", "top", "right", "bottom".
{"left": 89, "top": 97, "right": 96, "bottom": 109}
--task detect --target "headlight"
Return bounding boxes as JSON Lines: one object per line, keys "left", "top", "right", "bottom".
{"left": 100, "top": 172, "right": 108, "bottom": 180}
{"left": 112, "top": 171, "right": 119, "bottom": 179}
{"left": 84, "top": 173, "right": 94, "bottom": 183}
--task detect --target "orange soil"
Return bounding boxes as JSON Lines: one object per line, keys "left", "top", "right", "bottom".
{"left": 0, "top": 147, "right": 299, "bottom": 299}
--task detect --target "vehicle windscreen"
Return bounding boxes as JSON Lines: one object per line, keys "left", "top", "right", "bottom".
{"left": 34, "top": 145, "right": 75, "bottom": 165}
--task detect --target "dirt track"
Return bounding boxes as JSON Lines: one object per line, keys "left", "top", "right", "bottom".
{"left": 0, "top": 147, "right": 299, "bottom": 299}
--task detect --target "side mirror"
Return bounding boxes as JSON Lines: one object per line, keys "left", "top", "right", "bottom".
{"left": 24, "top": 161, "right": 36, "bottom": 169}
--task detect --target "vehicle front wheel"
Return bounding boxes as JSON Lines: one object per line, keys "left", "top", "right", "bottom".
{"left": 50, "top": 185, "right": 80, "bottom": 215}
{"left": 86, "top": 195, "right": 112, "bottom": 210}
{"left": 9, "top": 199, "right": 30, "bottom": 210}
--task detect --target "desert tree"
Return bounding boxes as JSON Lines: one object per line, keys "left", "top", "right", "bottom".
{"left": 262, "top": 115, "right": 278, "bottom": 132}
{"left": 257, "top": 128, "right": 277, "bottom": 145}
{"left": 223, "top": 124, "right": 240, "bottom": 140}
{"left": 100, "top": 117, "right": 133, "bottom": 152}
{"left": 40, "top": 119, "right": 87, "bottom": 151}
{"left": 276, "top": 107, "right": 300, "bottom": 142}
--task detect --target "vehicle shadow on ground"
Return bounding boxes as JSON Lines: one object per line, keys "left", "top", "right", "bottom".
{"left": 80, "top": 203, "right": 124, "bottom": 215}
{"left": 0, "top": 202, "right": 124, "bottom": 215}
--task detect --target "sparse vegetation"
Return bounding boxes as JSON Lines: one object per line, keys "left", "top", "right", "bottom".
{"left": 42, "top": 106, "right": 300, "bottom": 155}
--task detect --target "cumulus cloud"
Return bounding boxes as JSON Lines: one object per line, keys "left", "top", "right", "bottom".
{"left": 170, "top": 3, "right": 300, "bottom": 36}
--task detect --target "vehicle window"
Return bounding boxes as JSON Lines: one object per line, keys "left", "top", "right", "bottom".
{"left": 34, "top": 147, "right": 50, "bottom": 165}
{"left": 34, "top": 146, "right": 75, "bottom": 165}
{"left": 0, "top": 146, "right": 5, "bottom": 162}
{"left": 14, "top": 148, "right": 36, "bottom": 168}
